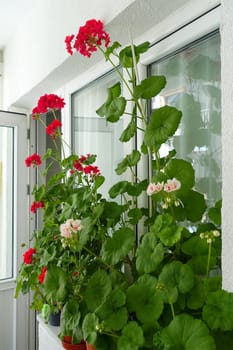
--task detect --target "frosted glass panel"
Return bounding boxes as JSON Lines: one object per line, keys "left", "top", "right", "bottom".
{"left": 0, "top": 126, "right": 13, "bottom": 279}
{"left": 72, "top": 71, "right": 124, "bottom": 198}
{"left": 150, "top": 32, "right": 221, "bottom": 204}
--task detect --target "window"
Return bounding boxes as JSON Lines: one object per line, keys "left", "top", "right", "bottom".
{"left": 71, "top": 70, "right": 124, "bottom": 198}
{"left": 148, "top": 31, "right": 221, "bottom": 205}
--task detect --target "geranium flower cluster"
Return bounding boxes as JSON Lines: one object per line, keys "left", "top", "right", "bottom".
{"left": 46, "top": 119, "right": 62, "bottom": 138}
{"left": 72, "top": 154, "right": 100, "bottom": 176}
{"left": 60, "top": 219, "right": 82, "bottom": 238}
{"left": 65, "top": 19, "right": 110, "bottom": 57}
{"left": 60, "top": 219, "right": 82, "bottom": 248}
{"left": 38, "top": 266, "right": 47, "bottom": 284}
{"left": 146, "top": 178, "right": 181, "bottom": 196}
{"left": 23, "top": 247, "right": 36, "bottom": 264}
{"left": 25, "top": 153, "right": 42, "bottom": 167}
{"left": 30, "top": 201, "right": 45, "bottom": 214}
{"left": 32, "top": 93, "right": 65, "bottom": 117}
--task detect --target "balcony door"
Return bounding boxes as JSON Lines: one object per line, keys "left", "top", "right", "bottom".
{"left": 0, "top": 111, "right": 34, "bottom": 350}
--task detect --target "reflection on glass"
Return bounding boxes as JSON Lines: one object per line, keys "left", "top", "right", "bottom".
{"left": 150, "top": 32, "right": 221, "bottom": 204}
{"left": 0, "top": 126, "right": 13, "bottom": 280}
{"left": 72, "top": 71, "right": 123, "bottom": 198}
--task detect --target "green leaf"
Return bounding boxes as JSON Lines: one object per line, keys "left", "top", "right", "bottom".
{"left": 103, "top": 201, "right": 128, "bottom": 218}
{"left": 105, "top": 41, "right": 121, "bottom": 60}
{"left": 60, "top": 299, "right": 81, "bottom": 335}
{"left": 181, "top": 236, "right": 217, "bottom": 275}
{"left": 158, "top": 262, "right": 194, "bottom": 303}
{"left": 164, "top": 158, "right": 195, "bottom": 192}
{"left": 117, "top": 322, "right": 144, "bottom": 350}
{"left": 126, "top": 179, "right": 148, "bottom": 196}
{"left": 161, "top": 314, "right": 215, "bottom": 350}
{"left": 108, "top": 181, "right": 129, "bottom": 198}
{"left": 134, "top": 76, "right": 166, "bottom": 99}
{"left": 115, "top": 150, "right": 141, "bottom": 175}
{"left": 158, "top": 225, "right": 183, "bottom": 247}
{"left": 181, "top": 190, "right": 207, "bottom": 222}
{"left": 43, "top": 266, "right": 68, "bottom": 303}
{"left": 82, "top": 313, "right": 99, "bottom": 345}
{"left": 203, "top": 290, "right": 233, "bottom": 331}
{"left": 101, "top": 227, "right": 135, "bottom": 265}
{"left": 93, "top": 175, "right": 105, "bottom": 191}
{"left": 144, "top": 106, "right": 182, "bottom": 147}
{"left": 97, "top": 289, "right": 127, "bottom": 331}
{"left": 208, "top": 200, "right": 222, "bottom": 226}
{"left": 152, "top": 214, "right": 182, "bottom": 247}
{"left": 136, "top": 233, "right": 164, "bottom": 274}
{"left": 127, "top": 275, "right": 163, "bottom": 324}
{"left": 85, "top": 270, "right": 112, "bottom": 312}
{"left": 128, "top": 208, "right": 143, "bottom": 225}
{"left": 96, "top": 82, "right": 126, "bottom": 122}
{"left": 186, "top": 278, "right": 207, "bottom": 310}
{"left": 119, "top": 113, "right": 137, "bottom": 142}
{"left": 119, "top": 42, "right": 150, "bottom": 68}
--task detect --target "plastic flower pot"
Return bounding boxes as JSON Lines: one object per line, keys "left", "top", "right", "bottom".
{"left": 61, "top": 337, "right": 86, "bottom": 350}
{"left": 49, "top": 311, "right": 61, "bottom": 326}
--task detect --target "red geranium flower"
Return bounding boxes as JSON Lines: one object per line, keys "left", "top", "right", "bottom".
{"left": 23, "top": 248, "right": 36, "bottom": 264}
{"left": 30, "top": 201, "right": 45, "bottom": 214}
{"left": 25, "top": 153, "right": 42, "bottom": 167}
{"left": 65, "top": 19, "right": 110, "bottom": 57}
{"left": 31, "top": 93, "right": 65, "bottom": 116}
{"left": 46, "top": 119, "right": 62, "bottom": 138}
{"left": 84, "top": 165, "right": 100, "bottom": 175}
{"left": 65, "top": 34, "right": 75, "bottom": 55}
{"left": 38, "top": 266, "right": 47, "bottom": 284}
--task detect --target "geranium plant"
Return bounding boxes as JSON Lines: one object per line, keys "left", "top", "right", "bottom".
{"left": 15, "top": 18, "right": 233, "bottom": 350}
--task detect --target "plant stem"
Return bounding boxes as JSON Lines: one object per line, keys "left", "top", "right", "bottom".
{"left": 169, "top": 299, "right": 175, "bottom": 319}
{"left": 206, "top": 241, "right": 212, "bottom": 278}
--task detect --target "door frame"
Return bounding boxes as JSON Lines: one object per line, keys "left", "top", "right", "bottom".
{"left": 0, "top": 110, "right": 36, "bottom": 350}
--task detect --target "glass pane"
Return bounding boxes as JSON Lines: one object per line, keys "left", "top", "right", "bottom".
{"left": 150, "top": 32, "right": 221, "bottom": 205}
{"left": 0, "top": 126, "right": 13, "bottom": 280}
{"left": 72, "top": 71, "right": 124, "bottom": 198}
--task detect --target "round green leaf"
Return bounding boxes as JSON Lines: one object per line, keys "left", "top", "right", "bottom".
{"left": 127, "top": 275, "right": 163, "bottom": 324}
{"left": 82, "top": 313, "right": 99, "bottom": 345}
{"left": 134, "top": 75, "right": 166, "bottom": 99}
{"left": 85, "top": 270, "right": 112, "bottom": 312}
{"left": 108, "top": 181, "right": 129, "bottom": 198}
{"left": 136, "top": 233, "right": 164, "bottom": 274}
{"left": 117, "top": 322, "right": 144, "bottom": 350}
{"left": 43, "top": 266, "right": 68, "bottom": 303}
{"left": 101, "top": 227, "right": 135, "bottom": 265}
{"left": 203, "top": 290, "right": 233, "bottom": 331}
{"left": 161, "top": 314, "right": 215, "bottom": 350}
{"left": 97, "top": 289, "right": 127, "bottom": 331}
{"left": 144, "top": 106, "right": 182, "bottom": 147}
{"left": 158, "top": 261, "right": 194, "bottom": 303}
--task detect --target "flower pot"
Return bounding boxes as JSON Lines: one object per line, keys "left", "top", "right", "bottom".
{"left": 86, "top": 343, "right": 95, "bottom": 350}
{"left": 61, "top": 337, "right": 86, "bottom": 350}
{"left": 49, "top": 311, "right": 61, "bottom": 326}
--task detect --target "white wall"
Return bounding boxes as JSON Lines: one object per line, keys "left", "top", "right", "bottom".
{"left": 221, "top": 0, "right": 233, "bottom": 291}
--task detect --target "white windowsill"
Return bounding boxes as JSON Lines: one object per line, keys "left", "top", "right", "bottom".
{"left": 37, "top": 314, "right": 63, "bottom": 350}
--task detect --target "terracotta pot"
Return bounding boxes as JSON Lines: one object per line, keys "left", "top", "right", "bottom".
{"left": 61, "top": 337, "right": 86, "bottom": 350}
{"left": 86, "top": 343, "right": 95, "bottom": 350}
